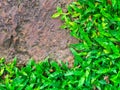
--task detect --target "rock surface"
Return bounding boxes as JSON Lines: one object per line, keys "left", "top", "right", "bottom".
{"left": 0, "top": 0, "right": 77, "bottom": 66}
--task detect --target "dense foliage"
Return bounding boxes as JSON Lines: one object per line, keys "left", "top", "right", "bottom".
{"left": 52, "top": 0, "right": 120, "bottom": 89}
{"left": 1, "top": 0, "right": 120, "bottom": 89}
{"left": 0, "top": 58, "right": 81, "bottom": 90}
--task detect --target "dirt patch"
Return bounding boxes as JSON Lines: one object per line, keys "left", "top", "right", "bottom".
{"left": 0, "top": 0, "right": 78, "bottom": 66}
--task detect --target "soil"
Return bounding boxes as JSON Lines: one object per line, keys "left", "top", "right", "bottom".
{"left": 0, "top": 0, "right": 78, "bottom": 67}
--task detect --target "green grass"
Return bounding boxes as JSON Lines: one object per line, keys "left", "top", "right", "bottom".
{"left": 1, "top": 0, "right": 120, "bottom": 89}
{"left": 0, "top": 57, "right": 89, "bottom": 90}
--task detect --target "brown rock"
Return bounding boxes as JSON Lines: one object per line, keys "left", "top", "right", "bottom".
{"left": 0, "top": 0, "right": 78, "bottom": 66}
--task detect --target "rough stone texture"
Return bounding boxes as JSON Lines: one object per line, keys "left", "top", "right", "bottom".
{"left": 0, "top": 0, "right": 77, "bottom": 66}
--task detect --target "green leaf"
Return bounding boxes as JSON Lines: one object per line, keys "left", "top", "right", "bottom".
{"left": 50, "top": 61, "right": 61, "bottom": 71}
{"left": 30, "top": 73, "right": 36, "bottom": 83}
{"left": 78, "top": 28, "right": 92, "bottom": 47}
{"left": 0, "top": 68, "right": 4, "bottom": 76}
{"left": 52, "top": 7, "right": 63, "bottom": 18}
{"left": 56, "top": 7, "right": 63, "bottom": 13}
{"left": 64, "top": 71, "right": 74, "bottom": 76}
{"left": 111, "top": 0, "right": 117, "bottom": 7}
{"left": 85, "top": 68, "right": 90, "bottom": 79}
{"left": 109, "top": 42, "right": 119, "bottom": 55}
{"left": 52, "top": 13, "right": 61, "bottom": 18}
{"left": 100, "top": 8, "right": 112, "bottom": 19}
{"left": 78, "top": 75, "right": 85, "bottom": 87}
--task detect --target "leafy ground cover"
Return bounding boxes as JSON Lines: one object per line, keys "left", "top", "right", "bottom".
{"left": 1, "top": 0, "right": 120, "bottom": 89}
{"left": 52, "top": 0, "right": 120, "bottom": 89}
